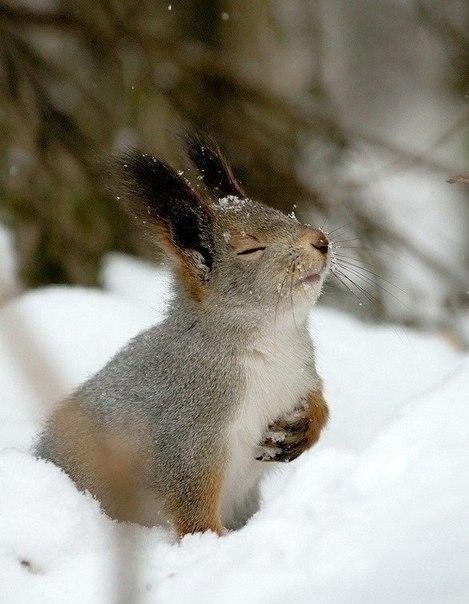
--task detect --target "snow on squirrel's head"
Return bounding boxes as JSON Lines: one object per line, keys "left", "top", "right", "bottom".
{"left": 117, "top": 133, "right": 330, "bottom": 320}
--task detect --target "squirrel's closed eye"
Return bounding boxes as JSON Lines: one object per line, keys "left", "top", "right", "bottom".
{"left": 237, "top": 246, "right": 266, "bottom": 256}
{"left": 233, "top": 234, "right": 266, "bottom": 259}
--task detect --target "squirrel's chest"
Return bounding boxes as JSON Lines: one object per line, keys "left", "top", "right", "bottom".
{"left": 220, "top": 333, "right": 315, "bottom": 527}
{"left": 230, "top": 334, "right": 314, "bottom": 451}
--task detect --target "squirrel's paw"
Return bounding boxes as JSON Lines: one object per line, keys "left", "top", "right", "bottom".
{"left": 254, "top": 441, "right": 283, "bottom": 462}
{"left": 255, "top": 412, "right": 310, "bottom": 463}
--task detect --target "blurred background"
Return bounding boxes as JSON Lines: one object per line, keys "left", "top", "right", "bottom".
{"left": 0, "top": 0, "right": 467, "bottom": 342}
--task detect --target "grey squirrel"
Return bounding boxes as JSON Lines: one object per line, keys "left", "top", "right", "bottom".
{"left": 35, "top": 134, "right": 330, "bottom": 536}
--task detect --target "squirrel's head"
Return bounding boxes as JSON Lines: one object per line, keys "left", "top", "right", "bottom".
{"left": 118, "top": 134, "right": 330, "bottom": 322}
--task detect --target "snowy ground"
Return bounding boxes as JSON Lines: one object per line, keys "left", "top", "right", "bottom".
{"left": 0, "top": 252, "right": 468, "bottom": 603}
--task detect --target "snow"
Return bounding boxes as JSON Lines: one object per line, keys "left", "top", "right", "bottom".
{"left": 0, "top": 251, "right": 468, "bottom": 603}
{"left": 217, "top": 195, "right": 247, "bottom": 211}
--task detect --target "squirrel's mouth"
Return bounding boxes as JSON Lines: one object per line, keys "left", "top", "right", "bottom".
{"left": 297, "top": 269, "right": 323, "bottom": 286}
{"left": 298, "top": 272, "right": 320, "bottom": 285}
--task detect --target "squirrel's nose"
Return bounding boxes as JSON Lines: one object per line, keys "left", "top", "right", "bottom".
{"left": 310, "top": 229, "right": 329, "bottom": 255}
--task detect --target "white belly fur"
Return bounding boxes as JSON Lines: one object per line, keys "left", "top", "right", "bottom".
{"left": 220, "top": 327, "right": 318, "bottom": 528}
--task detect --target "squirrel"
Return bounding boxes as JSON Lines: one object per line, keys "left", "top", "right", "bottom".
{"left": 35, "top": 134, "right": 331, "bottom": 537}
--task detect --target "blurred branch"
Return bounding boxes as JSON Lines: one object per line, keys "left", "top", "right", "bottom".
{"left": 347, "top": 109, "right": 469, "bottom": 188}
{"left": 447, "top": 174, "right": 469, "bottom": 184}
{"left": 347, "top": 120, "right": 467, "bottom": 178}
{"left": 0, "top": 2, "right": 116, "bottom": 41}
{"left": 414, "top": 0, "right": 469, "bottom": 94}
{"left": 2, "top": 1, "right": 461, "bottom": 175}
{"left": 414, "top": 0, "right": 469, "bottom": 47}
{"left": 342, "top": 201, "right": 469, "bottom": 288}
{"left": 0, "top": 0, "right": 466, "bottom": 330}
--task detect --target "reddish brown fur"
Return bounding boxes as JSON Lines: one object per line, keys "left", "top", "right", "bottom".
{"left": 167, "top": 464, "right": 225, "bottom": 537}
{"left": 45, "top": 399, "right": 164, "bottom": 525}
{"left": 140, "top": 219, "right": 207, "bottom": 301}
{"left": 260, "top": 388, "right": 329, "bottom": 462}
{"left": 303, "top": 388, "right": 329, "bottom": 446}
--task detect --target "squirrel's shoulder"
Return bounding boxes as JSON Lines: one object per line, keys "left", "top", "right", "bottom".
{"left": 75, "top": 316, "right": 240, "bottom": 410}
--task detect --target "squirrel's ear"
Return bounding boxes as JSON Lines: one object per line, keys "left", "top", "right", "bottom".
{"left": 118, "top": 151, "right": 214, "bottom": 273}
{"left": 183, "top": 132, "right": 245, "bottom": 200}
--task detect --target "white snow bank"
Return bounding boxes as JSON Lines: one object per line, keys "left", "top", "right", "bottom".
{"left": 101, "top": 251, "right": 172, "bottom": 313}
{"left": 0, "top": 253, "right": 468, "bottom": 603}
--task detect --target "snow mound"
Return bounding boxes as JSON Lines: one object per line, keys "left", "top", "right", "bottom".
{"left": 0, "top": 253, "right": 467, "bottom": 603}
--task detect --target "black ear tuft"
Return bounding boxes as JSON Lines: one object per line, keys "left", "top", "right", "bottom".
{"left": 118, "top": 150, "right": 214, "bottom": 269}
{"left": 183, "top": 132, "right": 245, "bottom": 200}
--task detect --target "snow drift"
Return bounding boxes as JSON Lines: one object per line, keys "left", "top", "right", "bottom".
{"left": 0, "top": 253, "right": 468, "bottom": 603}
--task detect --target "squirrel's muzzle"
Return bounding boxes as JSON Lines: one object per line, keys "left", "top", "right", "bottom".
{"left": 298, "top": 227, "right": 329, "bottom": 256}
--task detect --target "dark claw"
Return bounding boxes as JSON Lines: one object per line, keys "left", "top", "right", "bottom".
{"left": 268, "top": 418, "right": 309, "bottom": 437}
{"left": 257, "top": 435, "right": 309, "bottom": 462}
{"left": 258, "top": 411, "right": 312, "bottom": 463}
{"left": 283, "top": 418, "right": 309, "bottom": 434}
{"left": 271, "top": 446, "right": 304, "bottom": 462}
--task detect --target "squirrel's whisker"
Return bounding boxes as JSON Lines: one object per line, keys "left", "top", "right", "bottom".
{"left": 274, "top": 255, "right": 297, "bottom": 327}
{"left": 333, "top": 261, "right": 410, "bottom": 311}
{"left": 326, "top": 222, "right": 352, "bottom": 236}
{"left": 331, "top": 268, "right": 368, "bottom": 308}
{"left": 333, "top": 255, "right": 407, "bottom": 295}
{"left": 332, "top": 266, "right": 383, "bottom": 308}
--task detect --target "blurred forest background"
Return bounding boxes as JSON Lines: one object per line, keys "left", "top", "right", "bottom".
{"left": 0, "top": 0, "right": 467, "bottom": 341}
